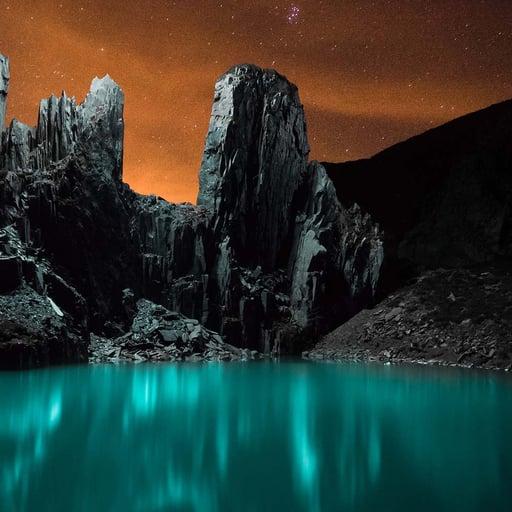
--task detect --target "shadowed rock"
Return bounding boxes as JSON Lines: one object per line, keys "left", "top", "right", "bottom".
{"left": 324, "top": 100, "right": 512, "bottom": 278}
{"left": 0, "top": 55, "right": 8, "bottom": 132}
{"left": 1, "top": 51, "right": 511, "bottom": 368}
{"left": 198, "top": 64, "right": 310, "bottom": 271}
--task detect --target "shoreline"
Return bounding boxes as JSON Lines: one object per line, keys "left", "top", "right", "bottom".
{"left": 302, "top": 351, "right": 512, "bottom": 373}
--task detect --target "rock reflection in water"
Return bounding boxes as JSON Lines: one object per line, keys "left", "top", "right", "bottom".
{"left": 0, "top": 362, "right": 511, "bottom": 511}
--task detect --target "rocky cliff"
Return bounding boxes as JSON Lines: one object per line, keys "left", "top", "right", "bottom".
{"left": 307, "top": 100, "right": 512, "bottom": 369}
{"left": 193, "top": 65, "right": 382, "bottom": 351}
{"left": 0, "top": 59, "right": 137, "bottom": 367}
{"left": 1, "top": 52, "right": 510, "bottom": 369}
{"left": 0, "top": 55, "right": 8, "bottom": 132}
{"left": 0, "top": 57, "right": 379, "bottom": 368}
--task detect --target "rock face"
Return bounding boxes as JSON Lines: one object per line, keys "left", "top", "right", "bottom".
{"left": 192, "top": 65, "right": 382, "bottom": 351}
{"left": 198, "top": 65, "right": 309, "bottom": 271}
{"left": 0, "top": 226, "right": 88, "bottom": 369}
{"left": 126, "top": 64, "right": 380, "bottom": 354}
{"left": 0, "top": 55, "right": 146, "bottom": 368}
{"left": 1, "top": 55, "right": 373, "bottom": 367}
{"left": 1, "top": 51, "right": 511, "bottom": 369}
{"left": 0, "top": 69, "right": 138, "bottom": 331}
{"left": 0, "top": 55, "right": 8, "bottom": 132}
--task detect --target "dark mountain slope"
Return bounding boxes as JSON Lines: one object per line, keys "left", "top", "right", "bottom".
{"left": 324, "top": 100, "right": 512, "bottom": 272}
{"left": 309, "top": 101, "right": 512, "bottom": 369}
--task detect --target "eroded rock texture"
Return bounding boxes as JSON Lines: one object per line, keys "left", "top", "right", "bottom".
{"left": 0, "top": 226, "right": 88, "bottom": 369}
{"left": 0, "top": 55, "right": 148, "bottom": 367}
{"left": 0, "top": 56, "right": 382, "bottom": 366}
{"left": 192, "top": 65, "right": 383, "bottom": 352}
{"left": 198, "top": 65, "right": 309, "bottom": 270}
{"left": 1, "top": 51, "right": 510, "bottom": 369}
{"left": 0, "top": 55, "right": 9, "bottom": 132}
{"left": 1, "top": 55, "right": 373, "bottom": 367}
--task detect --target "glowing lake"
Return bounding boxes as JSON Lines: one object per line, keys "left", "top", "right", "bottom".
{"left": 0, "top": 362, "right": 511, "bottom": 511}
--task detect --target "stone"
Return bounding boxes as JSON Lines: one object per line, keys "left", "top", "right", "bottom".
{"left": 0, "top": 286, "right": 88, "bottom": 370}
{"left": 306, "top": 265, "right": 512, "bottom": 370}
{"left": 157, "top": 329, "right": 178, "bottom": 345}
{"left": 385, "top": 307, "right": 403, "bottom": 321}
{"left": 47, "top": 297, "right": 64, "bottom": 317}
{"left": 198, "top": 64, "right": 309, "bottom": 271}
{"left": 0, "top": 54, "right": 9, "bottom": 132}
{"left": 89, "top": 298, "right": 255, "bottom": 363}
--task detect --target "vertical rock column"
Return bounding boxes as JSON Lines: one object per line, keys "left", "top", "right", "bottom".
{"left": 197, "top": 64, "right": 310, "bottom": 270}
{"left": 79, "top": 75, "right": 124, "bottom": 181}
{"left": 35, "top": 93, "right": 80, "bottom": 169}
{"left": 0, "top": 55, "right": 9, "bottom": 132}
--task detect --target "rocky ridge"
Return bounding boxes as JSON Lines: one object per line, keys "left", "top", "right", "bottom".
{"left": 0, "top": 56, "right": 380, "bottom": 368}
{"left": 128, "top": 64, "right": 382, "bottom": 354}
{"left": 1, "top": 52, "right": 511, "bottom": 370}
{"left": 308, "top": 99, "right": 512, "bottom": 369}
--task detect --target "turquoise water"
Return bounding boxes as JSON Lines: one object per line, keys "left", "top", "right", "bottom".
{"left": 0, "top": 362, "right": 511, "bottom": 512}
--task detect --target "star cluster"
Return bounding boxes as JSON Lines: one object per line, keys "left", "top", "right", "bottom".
{"left": 286, "top": 4, "right": 301, "bottom": 25}
{"left": 1, "top": 1, "right": 511, "bottom": 202}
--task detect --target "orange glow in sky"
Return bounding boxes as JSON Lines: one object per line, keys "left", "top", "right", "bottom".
{"left": 2, "top": 1, "right": 511, "bottom": 203}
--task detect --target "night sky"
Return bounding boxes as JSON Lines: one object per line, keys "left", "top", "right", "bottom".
{"left": 2, "top": 1, "right": 511, "bottom": 203}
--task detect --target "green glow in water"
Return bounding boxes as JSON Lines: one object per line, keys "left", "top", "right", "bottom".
{"left": 0, "top": 362, "right": 511, "bottom": 511}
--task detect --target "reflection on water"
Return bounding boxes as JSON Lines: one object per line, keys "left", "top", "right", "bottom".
{"left": 0, "top": 362, "right": 511, "bottom": 511}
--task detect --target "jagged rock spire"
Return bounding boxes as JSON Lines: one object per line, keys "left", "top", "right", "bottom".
{"left": 35, "top": 92, "right": 79, "bottom": 169}
{"left": 80, "top": 75, "right": 124, "bottom": 180}
{"left": 198, "top": 64, "right": 310, "bottom": 270}
{"left": 0, "top": 56, "right": 384, "bottom": 358}
{"left": 0, "top": 71, "right": 124, "bottom": 179}
{"left": 0, "top": 54, "right": 9, "bottom": 132}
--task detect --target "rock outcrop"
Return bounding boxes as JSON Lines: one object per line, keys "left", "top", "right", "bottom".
{"left": 198, "top": 65, "right": 309, "bottom": 271}
{"left": 0, "top": 54, "right": 152, "bottom": 368}
{"left": 309, "top": 99, "right": 512, "bottom": 368}
{"left": 0, "top": 226, "right": 88, "bottom": 369}
{"left": 1, "top": 51, "right": 511, "bottom": 369}
{"left": 0, "top": 70, "right": 139, "bottom": 331}
{"left": 192, "top": 65, "right": 383, "bottom": 351}
{"left": 123, "top": 64, "right": 379, "bottom": 354}
{"left": 1, "top": 55, "right": 369, "bottom": 367}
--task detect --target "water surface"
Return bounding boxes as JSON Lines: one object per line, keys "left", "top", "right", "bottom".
{"left": 0, "top": 362, "right": 511, "bottom": 511}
